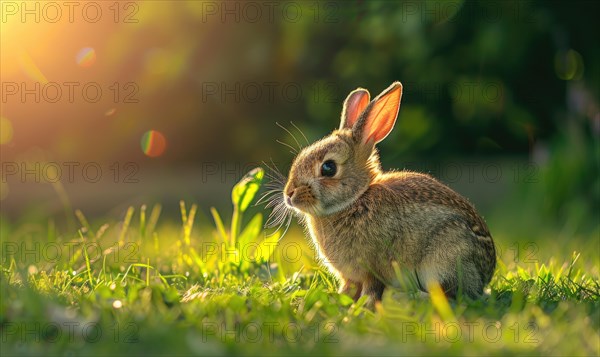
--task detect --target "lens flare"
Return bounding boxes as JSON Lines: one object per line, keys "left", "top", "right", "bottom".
{"left": 141, "top": 130, "right": 167, "bottom": 157}
{"left": 76, "top": 47, "right": 97, "bottom": 67}
{"left": 0, "top": 117, "right": 14, "bottom": 145}
{"left": 19, "top": 51, "right": 48, "bottom": 84}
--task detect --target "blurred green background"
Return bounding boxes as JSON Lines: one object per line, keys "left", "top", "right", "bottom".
{"left": 0, "top": 0, "right": 598, "bottom": 243}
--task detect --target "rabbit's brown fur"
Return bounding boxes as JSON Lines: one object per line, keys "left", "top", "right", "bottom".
{"left": 284, "top": 82, "right": 496, "bottom": 305}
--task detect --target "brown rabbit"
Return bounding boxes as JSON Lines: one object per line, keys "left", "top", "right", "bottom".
{"left": 282, "top": 82, "right": 496, "bottom": 305}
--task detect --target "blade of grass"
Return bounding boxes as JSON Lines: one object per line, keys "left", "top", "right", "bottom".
{"left": 210, "top": 207, "right": 227, "bottom": 244}
{"left": 147, "top": 204, "right": 162, "bottom": 237}
{"left": 140, "top": 204, "right": 147, "bottom": 240}
{"left": 180, "top": 200, "right": 187, "bottom": 225}
{"left": 231, "top": 206, "right": 240, "bottom": 247}
{"left": 79, "top": 230, "right": 94, "bottom": 287}
{"left": 118, "top": 206, "right": 135, "bottom": 245}
{"left": 428, "top": 281, "right": 456, "bottom": 322}
{"left": 146, "top": 258, "right": 150, "bottom": 286}
{"left": 75, "top": 209, "right": 94, "bottom": 237}
{"left": 183, "top": 204, "right": 197, "bottom": 247}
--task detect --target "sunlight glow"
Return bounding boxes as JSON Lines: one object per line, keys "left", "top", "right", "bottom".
{"left": 0, "top": 117, "right": 14, "bottom": 145}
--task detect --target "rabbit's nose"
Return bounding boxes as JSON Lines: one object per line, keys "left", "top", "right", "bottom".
{"left": 285, "top": 188, "right": 295, "bottom": 206}
{"left": 285, "top": 187, "right": 295, "bottom": 198}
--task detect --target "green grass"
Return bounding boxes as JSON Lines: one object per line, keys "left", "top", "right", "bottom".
{"left": 1, "top": 169, "right": 599, "bottom": 356}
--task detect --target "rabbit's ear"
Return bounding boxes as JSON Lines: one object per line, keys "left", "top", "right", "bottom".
{"left": 354, "top": 82, "right": 403, "bottom": 145}
{"left": 339, "top": 88, "right": 370, "bottom": 130}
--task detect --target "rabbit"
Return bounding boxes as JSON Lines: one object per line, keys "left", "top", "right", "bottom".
{"left": 282, "top": 81, "right": 496, "bottom": 306}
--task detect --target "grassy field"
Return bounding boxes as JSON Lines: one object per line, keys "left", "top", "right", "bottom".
{"left": 1, "top": 169, "right": 599, "bottom": 356}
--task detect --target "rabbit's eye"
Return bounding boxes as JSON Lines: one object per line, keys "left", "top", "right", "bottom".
{"left": 320, "top": 160, "right": 337, "bottom": 177}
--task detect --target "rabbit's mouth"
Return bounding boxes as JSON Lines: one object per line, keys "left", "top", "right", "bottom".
{"left": 285, "top": 186, "right": 318, "bottom": 214}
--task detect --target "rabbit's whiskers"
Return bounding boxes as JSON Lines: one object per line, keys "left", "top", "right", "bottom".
{"left": 289, "top": 121, "right": 310, "bottom": 146}
{"left": 276, "top": 121, "right": 304, "bottom": 152}
{"left": 258, "top": 160, "right": 293, "bottom": 238}
{"left": 275, "top": 139, "right": 298, "bottom": 155}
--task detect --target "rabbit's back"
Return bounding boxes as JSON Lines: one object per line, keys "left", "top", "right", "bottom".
{"left": 379, "top": 171, "right": 490, "bottom": 235}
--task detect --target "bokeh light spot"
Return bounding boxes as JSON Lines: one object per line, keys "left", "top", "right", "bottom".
{"left": 0, "top": 117, "right": 14, "bottom": 145}
{"left": 141, "top": 130, "right": 167, "bottom": 157}
{"left": 555, "top": 49, "right": 584, "bottom": 81}
{"left": 28, "top": 265, "right": 38, "bottom": 275}
{"left": 76, "top": 47, "right": 97, "bottom": 67}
